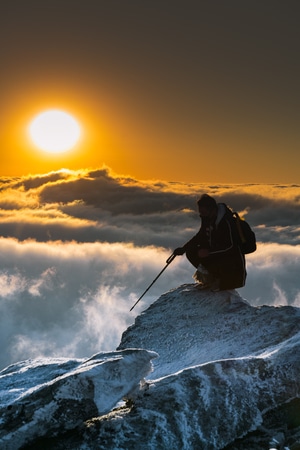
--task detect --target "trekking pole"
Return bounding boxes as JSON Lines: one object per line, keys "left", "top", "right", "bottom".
{"left": 130, "top": 253, "right": 176, "bottom": 311}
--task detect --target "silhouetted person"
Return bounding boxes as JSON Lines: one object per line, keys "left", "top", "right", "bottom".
{"left": 174, "top": 194, "right": 246, "bottom": 291}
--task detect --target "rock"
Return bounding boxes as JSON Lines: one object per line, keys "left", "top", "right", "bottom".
{"left": 0, "top": 349, "right": 157, "bottom": 449}
{"left": 1, "top": 284, "right": 300, "bottom": 449}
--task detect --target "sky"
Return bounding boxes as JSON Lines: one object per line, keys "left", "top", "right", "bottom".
{"left": 1, "top": 0, "right": 300, "bottom": 183}
{"left": 0, "top": 2, "right": 300, "bottom": 370}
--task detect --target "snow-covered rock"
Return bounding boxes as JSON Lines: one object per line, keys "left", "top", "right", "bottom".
{"left": 0, "top": 349, "right": 157, "bottom": 449}
{"left": 119, "top": 285, "right": 300, "bottom": 379}
{"left": 0, "top": 284, "right": 300, "bottom": 449}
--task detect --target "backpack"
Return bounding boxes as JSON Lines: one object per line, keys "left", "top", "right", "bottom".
{"left": 225, "top": 207, "right": 257, "bottom": 254}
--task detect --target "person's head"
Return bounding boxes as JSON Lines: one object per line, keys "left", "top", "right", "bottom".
{"left": 197, "top": 194, "right": 217, "bottom": 219}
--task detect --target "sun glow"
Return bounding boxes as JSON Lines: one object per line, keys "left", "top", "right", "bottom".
{"left": 29, "top": 110, "right": 81, "bottom": 153}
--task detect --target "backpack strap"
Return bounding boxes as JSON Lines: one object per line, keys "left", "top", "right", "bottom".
{"left": 232, "top": 212, "right": 246, "bottom": 244}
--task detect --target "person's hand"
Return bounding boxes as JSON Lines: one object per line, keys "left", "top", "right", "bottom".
{"left": 198, "top": 248, "right": 210, "bottom": 258}
{"left": 173, "top": 247, "right": 185, "bottom": 256}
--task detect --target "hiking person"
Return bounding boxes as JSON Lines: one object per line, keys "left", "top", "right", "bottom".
{"left": 173, "top": 194, "right": 246, "bottom": 291}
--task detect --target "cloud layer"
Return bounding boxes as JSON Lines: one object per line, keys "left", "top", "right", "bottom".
{"left": 0, "top": 167, "right": 299, "bottom": 369}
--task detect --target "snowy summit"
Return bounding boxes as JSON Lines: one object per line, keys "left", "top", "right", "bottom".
{"left": 0, "top": 284, "right": 300, "bottom": 449}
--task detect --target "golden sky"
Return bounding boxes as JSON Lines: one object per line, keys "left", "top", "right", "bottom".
{"left": 1, "top": 1, "right": 300, "bottom": 183}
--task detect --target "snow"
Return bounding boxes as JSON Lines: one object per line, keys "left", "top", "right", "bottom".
{"left": 119, "top": 284, "right": 299, "bottom": 379}
{"left": 1, "top": 283, "right": 300, "bottom": 449}
{"left": 0, "top": 349, "right": 157, "bottom": 449}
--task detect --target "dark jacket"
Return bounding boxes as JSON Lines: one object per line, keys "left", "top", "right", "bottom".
{"left": 184, "top": 203, "right": 246, "bottom": 290}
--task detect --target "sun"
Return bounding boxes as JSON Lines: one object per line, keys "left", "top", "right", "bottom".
{"left": 29, "top": 109, "right": 81, "bottom": 153}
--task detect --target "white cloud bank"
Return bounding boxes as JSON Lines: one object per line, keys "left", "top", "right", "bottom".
{"left": 0, "top": 167, "right": 299, "bottom": 369}
{"left": 0, "top": 238, "right": 184, "bottom": 369}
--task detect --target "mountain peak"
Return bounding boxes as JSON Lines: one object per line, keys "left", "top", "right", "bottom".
{"left": 119, "top": 284, "right": 299, "bottom": 380}
{"left": 1, "top": 284, "right": 300, "bottom": 449}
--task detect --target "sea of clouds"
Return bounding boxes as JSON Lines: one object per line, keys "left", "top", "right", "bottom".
{"left": 0, "top": 166, "right": 299, "bottom": 369}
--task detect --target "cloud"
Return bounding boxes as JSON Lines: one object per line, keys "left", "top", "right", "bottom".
{"left": 0, "top": 166, "right": 300, "bottom": 248}
{"left": 0, "top": 167, "right": 300, "bottom": 369}
{"left": 0, "top": 237, "right": 185, "bottom": 369}
{"left": 0, "top": 236, "right": 299, "bottom": 371}
{"left": 240, "top": 243, "right": 300, "bottom": 305}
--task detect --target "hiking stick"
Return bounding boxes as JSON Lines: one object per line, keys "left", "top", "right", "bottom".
{"left": 130, "top": 253, "right": 176, "bottom": 311}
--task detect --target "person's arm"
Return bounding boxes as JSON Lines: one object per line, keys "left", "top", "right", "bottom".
{"left": 173, "top": 230, "right": 202, "bottom": 255}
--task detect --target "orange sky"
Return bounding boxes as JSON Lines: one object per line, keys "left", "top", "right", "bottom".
{"left": 1, "top": 1, "right": 300, "bottom": 184}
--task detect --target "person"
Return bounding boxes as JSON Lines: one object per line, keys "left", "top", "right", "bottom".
{"left": 174, "top": 194, "right": 246, "bottom": 291}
